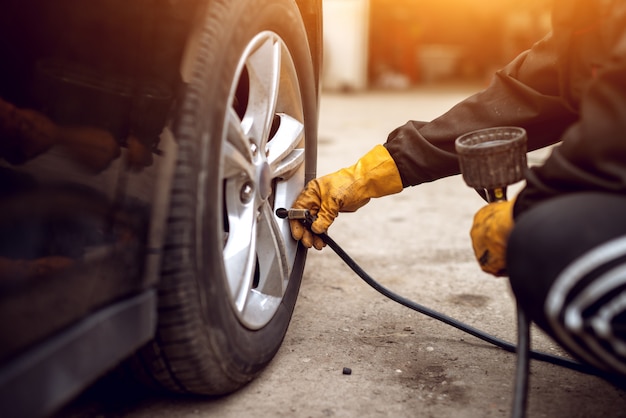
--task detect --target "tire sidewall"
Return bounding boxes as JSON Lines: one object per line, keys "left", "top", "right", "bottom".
{"left": 188, "top": 0, "right": 317, "bottom": 384}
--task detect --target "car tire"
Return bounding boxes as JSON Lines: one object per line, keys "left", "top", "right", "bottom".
{"left": 134, "top": 0, "right": 317, "bottom": 395}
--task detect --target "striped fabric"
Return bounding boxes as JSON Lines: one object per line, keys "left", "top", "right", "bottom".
{"left": 545, "top": 236, "right": 626, "bottom": 374}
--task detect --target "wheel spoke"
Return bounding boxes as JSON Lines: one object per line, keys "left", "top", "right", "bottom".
{"left": 242, "top": 33, "right": 281, "bottom": 150}
{"left": 222, "top": 189, "right": 257, "bottom": 312}
{"left": 223, "top": 109, "right": 254, "bottom": 180}
{"left": 227, "top": 108, "right": 253, "bottom": 161}
{"left": 223, "top": 142, "right": 255, "bottom": 181}
{"left": 223, "top": 140, "right": 253, "bottom": 187}
{"left": 266, "top": 113, "right": 305, "bottom": 180}
{"left": 254, "top": 202, "right": 289, "bottom": 297}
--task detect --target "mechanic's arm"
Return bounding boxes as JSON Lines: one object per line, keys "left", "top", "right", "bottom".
{"left": 386, "top": 31, "right": 576, "bottom": 188}
{"left": 290, "top": 144, "right": 402, "bottom": 249}
{"left": 514, "top": 57, "right": 626, "bottom": 216}
{"left": 291, "top": 32, "right": 575, "bottom": 249}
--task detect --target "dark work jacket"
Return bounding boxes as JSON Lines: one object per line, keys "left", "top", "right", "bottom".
{"left": 384, "top": 0, "right": 626, "bottom": 218}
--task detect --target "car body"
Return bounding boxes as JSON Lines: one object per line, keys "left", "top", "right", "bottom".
{"left": 0, "top": 1, "right": 322, "bottom": 417}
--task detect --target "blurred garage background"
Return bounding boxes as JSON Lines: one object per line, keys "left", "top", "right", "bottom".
{"left": 322, "top": 0, "right": 551, "bottom": 91}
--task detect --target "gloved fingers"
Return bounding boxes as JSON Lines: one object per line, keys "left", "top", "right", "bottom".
{"left": 471, "top": 244, "right": 508, "bottom": 276}
{"left": 289, "top": 218, "right": 305, "bottom": 241}
{"left": 470, "top": 217, "right": 508, "bottom": 276}
{"left": 288, "top": 205, "right": 326, "bottom": 250}
{"left": 300, "top": 229, "right": 313, "bottom": 248}
{"left": 288, "top": 180, "right": 321, "bottom": 242}
{"left": 311, "top": 217, "right": 329, "bottom": 235}
{"left": 292, "top": 216, "right": 327, "bottom": 250}
{"left": 311, "top": 198, "right": 342, "bottom": 234}
{"left": 470, "top": 201, "right": 514, "bottom": 277}
{"left": 300, "top": 228, "right": 326, "bottom": 250}
{"left": 311, "top": 232, "right": 326, "bottom": 250}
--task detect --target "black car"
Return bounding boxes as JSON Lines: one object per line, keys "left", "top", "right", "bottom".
{"left": 0, "top": 1, "right": 322, "bottom": 417}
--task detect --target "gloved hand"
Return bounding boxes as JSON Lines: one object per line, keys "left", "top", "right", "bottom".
{"left": 470, "top": 199, "right": 515, "bottom": 277}
{"left": 291, "top": 144, "right": 403, "bottom": 250}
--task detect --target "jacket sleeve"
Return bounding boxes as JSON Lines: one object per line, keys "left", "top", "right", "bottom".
{"left": 514, "top": 61, "right": 626, "bottom": 216}
{"left": 384, "top": 32, "right": 577, "bottom": 188}
{"left": 513, "top": 10, "right": 626, "bottom": 216}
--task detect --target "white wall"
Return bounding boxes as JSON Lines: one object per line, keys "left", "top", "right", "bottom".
{"left": 322, "top": 0, "right": 370, "bottom": 91}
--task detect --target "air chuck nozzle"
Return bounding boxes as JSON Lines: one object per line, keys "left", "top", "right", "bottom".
{"left": 276, "top": 208, "right": 316, "bottom": 227}
{"left": 276, "top": 208, "right": 311, "bottom": 220}
{"left": 276, "top": 208, "right": 289, "bottom": 219}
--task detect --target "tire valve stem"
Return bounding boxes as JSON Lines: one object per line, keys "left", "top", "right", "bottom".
{"left": 276, "top": 208, "right": 316, "bottom": 227}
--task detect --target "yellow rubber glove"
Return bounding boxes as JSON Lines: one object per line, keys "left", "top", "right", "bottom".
{"left": 470, "top": 200, "right": 515, "bottom": 277}
{"left": 291, "top": 144, "right": 403, "bottom": 250}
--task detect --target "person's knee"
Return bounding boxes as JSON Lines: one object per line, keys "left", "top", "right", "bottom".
{"left": 506, "top": 193, "right": 626, "bottom": 375}
{"left": 508, "top": 193, "right": 626, "bottom": 295}
{"left": 506, "top": 197, "right": 582, "bottom": 323}
{"left": 507, "top": 192, "right": 626, "bottom": 326}
{"left": 506, "top": 214, "right": 554, "bottom": 324}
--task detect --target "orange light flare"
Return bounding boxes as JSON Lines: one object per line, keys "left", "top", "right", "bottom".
{"left": 367, "top": 0, "right": 552, "bottom": 84}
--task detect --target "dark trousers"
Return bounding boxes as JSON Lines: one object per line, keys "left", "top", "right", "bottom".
{"left": 507, "top": 192, "right": 626, "bottom": 377}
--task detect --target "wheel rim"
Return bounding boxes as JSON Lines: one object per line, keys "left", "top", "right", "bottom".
{"left": 220, "top": 31, "right": 306, "bottom": 330}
